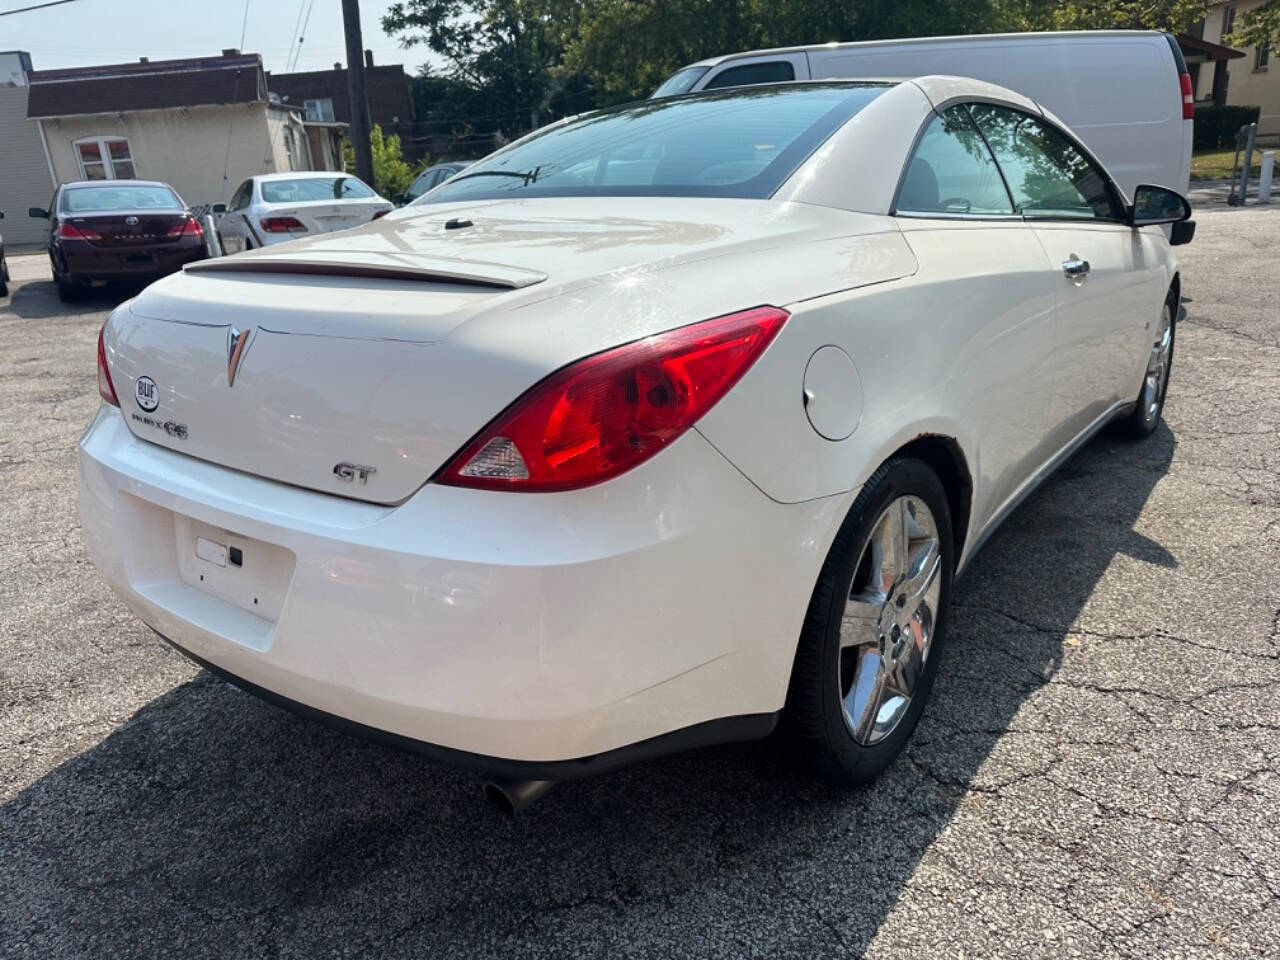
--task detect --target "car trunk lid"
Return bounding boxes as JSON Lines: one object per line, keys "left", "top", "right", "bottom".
{"left": 107, "top": 197, "right": 905, "bottom": 505}
{"left": 74, "top": 211, "right": 190, "bottom": 246}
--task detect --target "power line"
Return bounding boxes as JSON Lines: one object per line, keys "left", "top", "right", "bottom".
{"left": 0, "top": 0, "right": 79, "bottom": 15}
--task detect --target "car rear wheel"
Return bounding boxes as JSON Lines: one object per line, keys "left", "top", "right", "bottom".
{"left": 56, "top": 275, "right": 82, "bottom": 303}
{"left": 1115, "top": 293, "right": 1176, "bottom": 438}
{"left": 786, "top": 458, "right": 954, "bottom": 785}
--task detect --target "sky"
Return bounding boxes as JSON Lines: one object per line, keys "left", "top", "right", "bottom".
{"left": 0, "top": 0, "right": 440, "bottom": 75}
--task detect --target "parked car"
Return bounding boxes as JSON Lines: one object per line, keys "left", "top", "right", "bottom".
{"left": 80, "top": 78, "right": 1191, "bottom": 809}
{"left": 29, "top": 180, "right": 206, "bottom": 303}
{"left": 216, "top": 172, "right": 393, "bottom": 254}
{"left": 401, "top": 161, "right": 470, "bottom": 204}
{"left": 0, "top": 211, "right": 8, "bottom": 298}
{"left": 652, "top": 30, "right": 1194, "bottom": 199}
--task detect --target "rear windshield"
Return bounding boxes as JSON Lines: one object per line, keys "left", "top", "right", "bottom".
{"left": 260, "top": 177, "right": 375, "bottom": 203}
{"left": 420, "top": 83, "right": 889, "bottom": 204}
{"left": 62, "top": 185, "right": 180, "bottom": 213}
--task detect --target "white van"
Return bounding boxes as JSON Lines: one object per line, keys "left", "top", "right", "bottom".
{"left": 652, "top": 31, "right": 1194, "bottom": 198}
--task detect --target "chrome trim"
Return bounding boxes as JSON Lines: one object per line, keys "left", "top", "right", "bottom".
{"left": 958, "top": 398, "right": 1130, "bottom": 575}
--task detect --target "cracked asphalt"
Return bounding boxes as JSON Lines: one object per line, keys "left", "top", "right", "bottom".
{"left": 2, "top": 200, "right": 1278, "bottom": 959}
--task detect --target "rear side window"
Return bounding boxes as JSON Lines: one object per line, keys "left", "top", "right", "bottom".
{"left": 652, "top": 66, "right": 710, "bottom": 98}
{"left": 896, "top": 106, "right": 1013, "bottom": 216}
{"left": 261, "top": 177, "right": 375, "bottom": 203}
{"left": 703, "top": 61, "right": 795, "bottom": 90}
{"left": 969, "top": 105, "right": 1120, "bottom": 221}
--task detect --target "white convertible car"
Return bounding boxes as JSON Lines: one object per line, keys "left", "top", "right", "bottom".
{"left": 79, "top": 77, "right": 1191, "bottom": 809}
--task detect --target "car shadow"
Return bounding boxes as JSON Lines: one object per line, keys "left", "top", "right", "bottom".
{"left": 5, "top": 279, "right": 147, "bottom": 319}
{"left": 0, "top": 424, "right": 1176, "bottom": 957}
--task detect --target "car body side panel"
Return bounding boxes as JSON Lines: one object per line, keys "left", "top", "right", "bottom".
{"left": 697, "top": 218, "right": 1062, "bottom": 547}
{"left": 1029, "top": 221, "right": 1170, "bottom": 449}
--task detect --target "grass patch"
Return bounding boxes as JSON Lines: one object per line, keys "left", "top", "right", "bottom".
{"left": 1191, "top": 147, "right": 1268, "bottom": 181}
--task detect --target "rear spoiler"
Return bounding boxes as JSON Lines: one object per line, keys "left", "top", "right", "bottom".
{"left": 184, "top": 254, "right": 546, "bottom": 290}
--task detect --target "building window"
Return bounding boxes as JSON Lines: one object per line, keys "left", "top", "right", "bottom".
{"left": 1258, "top": 43, "right": 1272, "bottom": 70}
{"left": 304, "top": 98, "right": 335, "bottom": 122}
{"left": 74, "top": 137, "right": 136, "bottom": 180}
{"left": 1222, "top": 5, "right": 1237, "bottom": 38}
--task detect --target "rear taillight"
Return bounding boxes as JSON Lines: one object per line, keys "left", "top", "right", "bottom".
{"left": 1180, "top": 73, "right": 1194, "bottom": 120}
{"left": 372, "top": 209, "right": 389, "bottom": 220}
{"left": 260, "top": 216, "right": 307, "bottom": 233}
{"left": 97, "top": 323, "right": 119, "bottom": 407}
{"left": 166, "top": 217, "right": 203, "bottom": 239}
{"left": 57, "top": 223, "right": 101, "bottom": 241}
{"left": 437, "top": 306, "right": 788, "bottom": 491}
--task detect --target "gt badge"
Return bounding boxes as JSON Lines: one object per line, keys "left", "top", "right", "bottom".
{"left": 134, "top": 375, "right": 159, "bottom": 412}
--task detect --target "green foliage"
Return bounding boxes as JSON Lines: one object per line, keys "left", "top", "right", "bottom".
{"left": 1227, "top": 0, "right": 1280, "bottom": 50}
{"left": 383, "top": 0, "right": 588, "bottom": 133}
{"left": 1010, "top": 0, "right": 1211, "bottom": 32}
{"left": 560, "top": 0, "right": 1019, "bottom": 104}
{"left": 344, "top": 125, "right": 422, "bottom": 198}
{"left": 1192, "top": 104, "right": 1262, "bottom": 150}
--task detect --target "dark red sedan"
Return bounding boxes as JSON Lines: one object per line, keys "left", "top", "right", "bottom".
{"left": 30, "top": 180, "right": 207, "bottom": 302}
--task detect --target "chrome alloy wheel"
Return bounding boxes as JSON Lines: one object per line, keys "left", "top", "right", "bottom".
{"left": 1141, "top": 302, "right": 1174, "bottom": 425}
{"left": 839, "top": 495, "right": 942, "bottom": 745}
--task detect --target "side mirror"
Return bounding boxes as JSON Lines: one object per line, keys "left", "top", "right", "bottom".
{"left": 1170, "top": 220, "right": 1196, "bottom": 246}
{"left": 211, "top": 203, "right": 227, "bottom": 215}
{"left": 29, "top": 207, "right": 49, "bottom": 219}
{"left": 1128, "top": 184, "right": 1191, "bottom": 227}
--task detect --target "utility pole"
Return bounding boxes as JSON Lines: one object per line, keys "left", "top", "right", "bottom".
{"left": 341, "top": 0, "right": 374, "bottom": 186}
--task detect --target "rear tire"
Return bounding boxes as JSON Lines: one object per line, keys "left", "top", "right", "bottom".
{"left": 56, "top": 276, "right": 82, "bottom": 303}
{"left": 1114, "top": 292, "right": 1176, "bottom": 438}
{"left": 785, "top": 457, "right": 954, "bottom": 786}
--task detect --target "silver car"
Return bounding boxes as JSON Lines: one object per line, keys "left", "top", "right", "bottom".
{"left": 216, "top": 172, "right": 392, "bottom": 253}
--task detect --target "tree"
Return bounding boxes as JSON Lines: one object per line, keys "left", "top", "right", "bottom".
{"left": 560, "top": 0, "right": 1027, "bottom": 105}
{"left": 1229, "top": 0, "right": 1280, "bottom": 50}
{"left": 1008, "top": 0, "right": 1212, "bottom": 32}
{"left": 383, "top": 0, "right": 587, "bottom": 136}
{"left": 345, "top": 124, "right": 420, "bottom": 198}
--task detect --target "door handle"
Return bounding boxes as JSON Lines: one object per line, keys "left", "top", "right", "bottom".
{"left": 1062, "top": 255, "right": 1090, "bottom": 281}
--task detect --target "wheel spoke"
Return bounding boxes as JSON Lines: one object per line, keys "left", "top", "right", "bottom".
{"left": 884, "top": 618, "right": 927, "bottom": 700}
{"left": 843, "top": 647, "right": 888, "bottom": 743}
{"left": 840, "top": 598, "right": 881, "bottom": 649}
{"left": 901, "top": 539, "right": 941, "bottom": 608}
{"left": 873, "top": 498, "right": 909, "bottom": 590}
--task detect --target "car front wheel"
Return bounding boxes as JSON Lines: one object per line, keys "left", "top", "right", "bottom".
{"left": 1115, "top": 293, "right": 1176, "bottom": 438}
{"left": 786, "top": 457, "right": 954, "bottom": 785}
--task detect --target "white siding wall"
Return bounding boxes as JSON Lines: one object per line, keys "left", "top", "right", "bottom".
{"left": 0, "top": 83, "right": 55, "bottom": 247}
{"left": 40, "top": 103, "right": 278, "bottom": 209}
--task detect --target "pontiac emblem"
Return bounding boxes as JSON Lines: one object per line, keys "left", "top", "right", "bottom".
{"left": 227, "top": 326, "right": 252, "bottom": 386}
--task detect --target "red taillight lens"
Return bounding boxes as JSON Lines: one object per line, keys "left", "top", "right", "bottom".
{"left": 1180, "top": 73, "right": 1194, "bottom": 120}
{"left": 372, "top": 209, "right": 389, "bottom": 220}
{"left": 57, "top": 223, "right": 101, "bottom": 241}
{"left": 97, "top": 323, "right": 119, "bottom": 407}
{"left": 166, "top": 217, "right": 203, "bottom": 238}
{"left": 260, "top": 216, "right": 307, "bottom": 233}
{"left": 437, "top": 306, "right": 788, "bottom": 492}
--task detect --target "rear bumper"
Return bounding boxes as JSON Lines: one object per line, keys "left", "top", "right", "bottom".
{"left": 78, "top": 406, "right": 848, "bottom": 766}
{"left": 62, "top": 239, "right": 205, "bottom": 281}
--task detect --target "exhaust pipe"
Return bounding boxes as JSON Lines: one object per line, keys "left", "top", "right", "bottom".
{"left": 484, "top": 778, "right": 555, "bottom": 814}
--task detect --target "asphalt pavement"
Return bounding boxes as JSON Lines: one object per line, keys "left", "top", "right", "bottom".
{"left": 1, "top": 203, "right": 1278, "bottom": 959}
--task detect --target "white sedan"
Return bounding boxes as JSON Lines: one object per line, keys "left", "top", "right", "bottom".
{"left": 216, "top": 171, "right": 392, "bottom": 253}
{"left": 80, "top": 77, "right": 1191, "bottom": 809}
